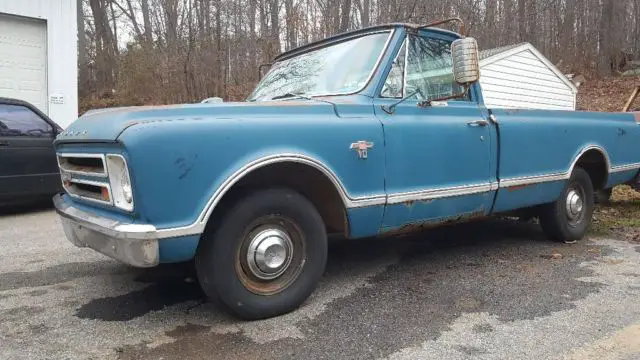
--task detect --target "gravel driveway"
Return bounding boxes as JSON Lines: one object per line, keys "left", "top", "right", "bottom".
{"left": 1, "top": 204, "right": 639, "bottom": 360}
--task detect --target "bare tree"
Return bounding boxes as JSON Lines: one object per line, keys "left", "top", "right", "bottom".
{"left": 78, "top": 0, "right": 640, "bottom": 110}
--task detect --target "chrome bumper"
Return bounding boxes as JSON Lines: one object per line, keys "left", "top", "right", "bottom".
{"left": 53, "top": 194, "right": 160, "bottom": 267}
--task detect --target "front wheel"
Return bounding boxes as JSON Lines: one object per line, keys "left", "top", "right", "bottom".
{"left": 539, "top": 167, "right": 595, "bottom": 243}
{"left": 195, "top": 188, "right": 327, "bottom": 320}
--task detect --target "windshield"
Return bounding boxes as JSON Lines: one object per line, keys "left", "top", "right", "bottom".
{"left": 248, "top": 31, "right": 391, "bottom": 101}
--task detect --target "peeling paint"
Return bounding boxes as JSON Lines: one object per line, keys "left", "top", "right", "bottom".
{"left": 402, "top": 198, "right": 434, "bottom": 208}
{"left": 379, "top": 208, "right": 485, "bottom": 237}
{"left": 506, "top": 183, "right": 535, "bottom": 192}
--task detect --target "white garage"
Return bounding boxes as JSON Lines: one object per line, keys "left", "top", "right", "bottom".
{"left": 0, "top": 0, "right": 78, "bottom": 127}
{"left": 479, "top": 43, "right": 578, "bottom": 111}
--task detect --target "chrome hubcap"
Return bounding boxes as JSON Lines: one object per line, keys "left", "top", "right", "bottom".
{"left": 246, "top": 228, "right": 293, "bottom": 280}
{"left": 565, "top": 189, "right": 584, "bottom": 220}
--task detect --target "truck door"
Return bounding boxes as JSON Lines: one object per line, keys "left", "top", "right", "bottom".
{"left": 0, "top": 103, "right": 61, "bottom": 201}
{"left": 374, "top": 31, "right": 497, "bottom": 232}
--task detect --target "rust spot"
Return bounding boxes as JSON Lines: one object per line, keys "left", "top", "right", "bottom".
{"left": 379, "top": 208, "right": 485, "bottom": 237}
{"left": 506, "top": 183, "right": 535, "bottom": 192}
{"left": 633, "top": 112, "right": 640, "bottom": 124}
{"left": 403, "top": 199, "right": 416, "bottom": 208}
{"left": 403, "top": 198, "right": 435, "bottom": 208}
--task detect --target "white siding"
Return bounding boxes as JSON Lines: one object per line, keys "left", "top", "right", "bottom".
{"left": 479, "top": 48, "right": 576, "bottom": 111}
{"left": 0, "top": 0, "right": 78, "bottom": 128}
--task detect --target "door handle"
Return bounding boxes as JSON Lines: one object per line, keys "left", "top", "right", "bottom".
{"left": 466, "top": 120, "right": 489, "bottom": 127}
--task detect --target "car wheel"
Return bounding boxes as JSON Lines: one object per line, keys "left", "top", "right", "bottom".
{"left": 539, "top": 167, "right": 594, "bottom": 243}
{"left": 195, "top": 188, "right": 327, "bottom": 320}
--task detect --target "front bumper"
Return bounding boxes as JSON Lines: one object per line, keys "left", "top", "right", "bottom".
{"left": 53, "top": 194, "right": 160, "bottom": 267}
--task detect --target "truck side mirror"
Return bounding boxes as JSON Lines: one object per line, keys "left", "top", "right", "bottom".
{"left": 451, "top": 37, "right": 480, "bottom": 85}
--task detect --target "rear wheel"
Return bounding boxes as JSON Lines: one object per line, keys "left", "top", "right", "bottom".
{"left": 195, "top": 188, "right": 327, "bottom": 320}
{"left": 539, "top": 167, "right": 594, "bottom": 243}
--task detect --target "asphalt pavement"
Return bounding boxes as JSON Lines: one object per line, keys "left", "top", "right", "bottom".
{"left": 1, "top": 204, "right": 639, "bottom": 360}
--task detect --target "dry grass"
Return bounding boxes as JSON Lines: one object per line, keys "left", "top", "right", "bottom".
{"left": 576, "top": 76, "right": 640, "bottom": 112}
{"left": 590, "top": 186, "right": 640, "bottom": 241}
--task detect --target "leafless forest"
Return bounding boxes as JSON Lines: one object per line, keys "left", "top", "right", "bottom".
{"left": 79, "top": 0, "right": 640, "bottom": 109}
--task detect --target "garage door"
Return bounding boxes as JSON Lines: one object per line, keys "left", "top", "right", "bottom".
{"left": 0, "top": 13, "right": 47, "bottom": 114}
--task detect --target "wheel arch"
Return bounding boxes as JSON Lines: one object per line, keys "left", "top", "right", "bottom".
{"left": 200, "top": 154, "right": 352, "bottom": 237}
{"left": 569, "top": 145, "right": 610, "bottom": 191}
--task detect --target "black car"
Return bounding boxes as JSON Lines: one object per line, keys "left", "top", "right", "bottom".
{"left": 0, "top": 97, "right": 63, "bottom": 205}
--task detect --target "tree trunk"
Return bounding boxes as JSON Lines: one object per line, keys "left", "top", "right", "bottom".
{"left": 518, "top": 0, "right": 526, "bottom": 41}
{"left": 339, "top": 0, "right": 351, "bottom": 32}
{"left": 141, "top": 0, "right": 153, "bottom": 44}
{"left": 284, "top": 0, "right": 296, "bottom": 50}
{"left": 598, "top": 0, "right": 614, "bottom": 75}
{"left": 77, "top": 0, "right": 89, "bottom": 97}
{"left": 108, "top": 0, "right": 119, "bottom": 56}
{"left": 88, "top": 0, "right": 116, "bottom": 95}
{"left": 269, "top": 0, "right": 280, "bottom": 54}
{"left": 362, "top": 0, "right": 370, "bottom": 27}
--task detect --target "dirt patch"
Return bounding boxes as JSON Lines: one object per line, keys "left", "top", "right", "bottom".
{"left": 591, "top": 186, "right": 640, "bottom": 242}
{"left": 576, "top": 76, "right": 640, "bottom": 112}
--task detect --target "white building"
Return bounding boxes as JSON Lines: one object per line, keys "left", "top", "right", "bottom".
{"left": 0, "top": 0, "right": 78, "bottom": 127}
{"left": 479, "top": 43, "right": 577, "bottom": 111}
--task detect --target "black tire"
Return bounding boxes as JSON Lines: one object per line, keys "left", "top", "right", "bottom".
{"left": 195, "top": 188, "right": 327, "bottom": 320}
{"left": 539, "top": 167, "right": 595, "bottom": 243}
{"left": 594, "top": 188, "right": 613, "bottom": 204}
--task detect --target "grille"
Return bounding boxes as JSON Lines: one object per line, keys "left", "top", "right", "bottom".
{"left": 57, "top": 153, "right": 112, "bottom": 205}
{"left": 62, "top": 178, "right": 112, "bottom": 205}
{"left": 57, "top": 154, "right": 107, "bottom": 177}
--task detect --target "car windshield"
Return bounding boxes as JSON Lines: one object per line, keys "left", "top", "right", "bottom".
{"left": 248, "top": 31, "right": 391, "bottom": 101}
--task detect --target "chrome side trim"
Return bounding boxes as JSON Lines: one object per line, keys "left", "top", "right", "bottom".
{"left": 610, "top": 162, "right": 640, "bottom": 173}
{"left": 386, "top": 183, "right": 494, "bottom": 205}
{"left": 500, "top": 144, "right": 614, "bottom": 188}
{"left": 499, "top": 172, "right": 567, "bottom": 188}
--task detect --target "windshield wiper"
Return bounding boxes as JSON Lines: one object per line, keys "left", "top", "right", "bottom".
{"left": 269, "top": 92, "right": 340, "bottom": 118}
{"left": 270, "top": 92, "right": 313, "bottom": 101}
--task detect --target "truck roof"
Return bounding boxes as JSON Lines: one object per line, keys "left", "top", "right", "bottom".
{"left": 274, "top": 23, "right": 461, "bottom": 61}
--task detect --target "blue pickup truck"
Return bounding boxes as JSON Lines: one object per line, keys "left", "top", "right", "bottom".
{"left": 54, "top": 22, "right": 640, "bottom": 319}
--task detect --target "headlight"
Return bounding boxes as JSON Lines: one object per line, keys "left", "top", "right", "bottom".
{"left": 106, "top": 154, "right": 134, "bottom": 211}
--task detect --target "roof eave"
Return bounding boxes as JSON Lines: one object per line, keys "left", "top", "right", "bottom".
{"left": 479, "top": 43, "right": 578, "bottom": 94}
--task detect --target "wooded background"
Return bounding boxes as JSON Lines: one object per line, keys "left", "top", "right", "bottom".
{"left": 78, "top": 0, "right": 640, "bottom": 109}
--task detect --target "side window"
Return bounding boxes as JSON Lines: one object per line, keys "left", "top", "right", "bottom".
{"left": 381, "top": 40, "right": 406, "bottom": 98}
{"left": 406, "top": 34, "right": 465, "bottom": 101}
{"left": 0, "top": 104, "right": 53, "bottom": 137}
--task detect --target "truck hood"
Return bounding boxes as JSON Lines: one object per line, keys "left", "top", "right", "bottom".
{"left": 55, "top": 100, "right": 341, "bottom": 143}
